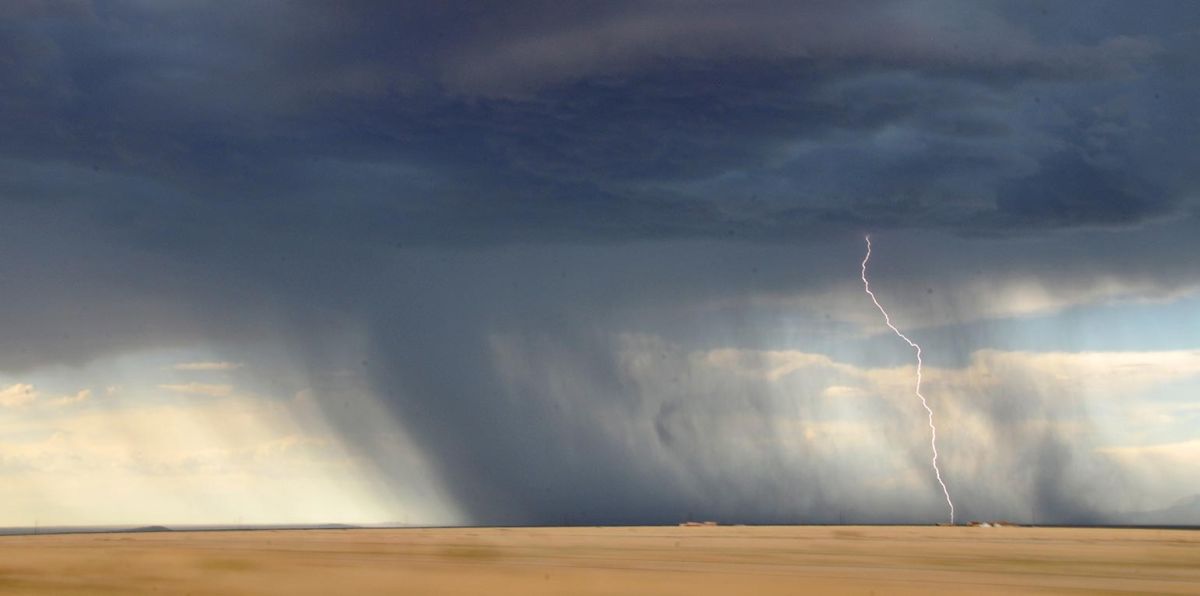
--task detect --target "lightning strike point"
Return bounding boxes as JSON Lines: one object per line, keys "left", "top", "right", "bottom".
{"left": 861, "top": 235, "right": 955, "bottom": 525}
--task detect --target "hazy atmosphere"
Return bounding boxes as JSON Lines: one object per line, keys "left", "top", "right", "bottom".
{"left": 2, "top": 1, "right": 1198, "bottom": 528}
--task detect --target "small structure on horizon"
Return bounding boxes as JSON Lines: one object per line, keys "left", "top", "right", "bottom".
{"left": 968, "top": 520, "right": 1020, "bottom": 528}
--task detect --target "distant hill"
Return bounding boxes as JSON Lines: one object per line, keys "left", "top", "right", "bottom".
{"left": 1121, "top": 495, "right": 1200, "bottom": 526}
{"left": 128, "top": 525, "right": 172, "bottom": 533}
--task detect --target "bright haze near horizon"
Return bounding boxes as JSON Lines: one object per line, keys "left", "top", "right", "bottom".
{"left": 1, "top": 1, "right": 1199, "bottom": 528}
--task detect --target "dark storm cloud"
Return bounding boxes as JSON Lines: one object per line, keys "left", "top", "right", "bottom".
{"left": 2, "top": 1, "right": 1199, "bottom": 524}
{"left": 993, "top": 153, "right": 1170, "bottom": 228}
{"left": 2, "top": 0, "right": 1194, "bottom": 244}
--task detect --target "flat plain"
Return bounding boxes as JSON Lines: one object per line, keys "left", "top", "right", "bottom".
{"left": 0, "top": 525, "right": 1196, "bottom": 595}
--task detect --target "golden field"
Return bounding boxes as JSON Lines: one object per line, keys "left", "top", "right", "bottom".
{"left": 0, "top": 525, "right": 1196, "bottom": 594}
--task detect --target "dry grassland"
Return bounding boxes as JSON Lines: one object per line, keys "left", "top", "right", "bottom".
{"left": 0, "top": 525, "right": 1196, "bottom": 594}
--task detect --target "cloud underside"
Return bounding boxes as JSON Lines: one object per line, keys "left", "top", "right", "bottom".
{"left": 1, "top": 1, "right": 1197, "bottom": 247}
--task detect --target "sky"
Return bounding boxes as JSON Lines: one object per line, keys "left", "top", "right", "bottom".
{"left": 1, "top": 0, "right": 1199, "bottom": 527}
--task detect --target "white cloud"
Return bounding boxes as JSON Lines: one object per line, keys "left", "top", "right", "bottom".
{"left": 172, "top": 361, "right": 244, "bottom": 371}
{"left": 821, "top": 385, "right": 872, "bottom": 399}
{"left": 0, "top": 383, "right": 38, "bottom": 408}
{"left": 936, "top": 349, "right": 1200, "bottom": 398}
{"left": 703, "top": 348, "right": 855, "bottom": 381}
{"left": 158, "top": 383, "right": 234, "bottom": 397}
{"left": 47, "top": 388, "right": 91, "bottom": 408}
{"left": 702, "top": 345, "right": 1200, "bottom": 402}
{"left": 1099, "top": 439, "right": 1200, "bottom": 462}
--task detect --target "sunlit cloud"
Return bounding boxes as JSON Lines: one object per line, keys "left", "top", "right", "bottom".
{"left": 172, "top": 361, "right": 244, "bottom": 371}
{"left": 0, "top": 374, "right": 459, "bottom": 526}
{"left": 1099, "top": 439, "right": 1200, "bottom": 461}
{"left": 0, "top": 383, "right": 38, "bottom": 408}
{"left": 47, "top": 388, "right": 91, "bottom": 408}
{"left": 703, "top": 348, "right": 854, "bottom": 381}
{"left": 1097, "top": 440, "right": 1200, "bottom": 509}
{"left": 821, "top": 385, "right": 872, "bottom": 399}
{"left": 157, "top": 383, "right": 235, "bottom": 397}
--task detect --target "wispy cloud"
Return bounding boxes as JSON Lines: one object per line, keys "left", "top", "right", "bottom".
{"left": 158, "top": 383, "right": 235, "bottom": 397}
{"left": 47, "top": 389, "right": 91, "bottom": 408}
{"left": 0, "top": 385, "right": 96, "bottom": 409}
{"left": 1099, "top": 439, "right": 1200, "bottom": 460}
{"left": 172, "top": 361, "right": 244, "bottom": 371}
{"left": 0, "top": 383, "right": 38, "bottom": 408}
{"left": 722, "top": 277, "right": 1200, "bottom": 336}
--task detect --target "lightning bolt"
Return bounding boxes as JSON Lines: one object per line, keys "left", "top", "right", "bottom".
{"left": 860, "top": 235, "right": 955, "bottom": 525}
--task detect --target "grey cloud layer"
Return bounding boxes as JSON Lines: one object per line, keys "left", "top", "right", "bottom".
{"left": 2, "top": 1, "right": 1196, "bottom": 244}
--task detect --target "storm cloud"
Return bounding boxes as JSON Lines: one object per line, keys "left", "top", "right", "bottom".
{"left": 2, "top": 1, "right": 1199, "bottom": 525}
